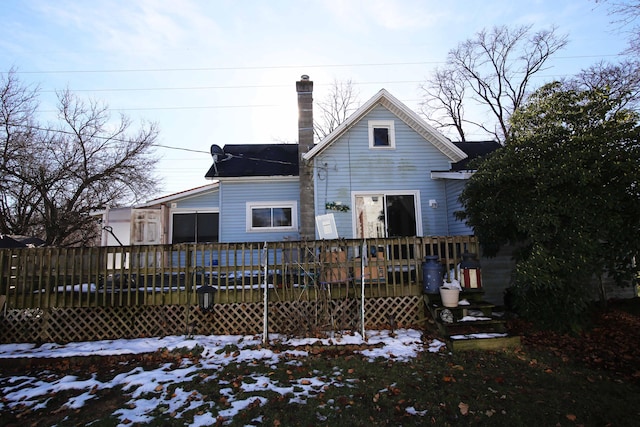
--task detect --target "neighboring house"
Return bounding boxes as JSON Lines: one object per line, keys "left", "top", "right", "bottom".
{"left": 96, "top": 77, "right": 499, "bottom": 246}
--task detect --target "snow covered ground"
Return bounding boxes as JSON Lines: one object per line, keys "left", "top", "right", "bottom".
{"left": 0, "top": 329, "right": 447, "bottom": 426}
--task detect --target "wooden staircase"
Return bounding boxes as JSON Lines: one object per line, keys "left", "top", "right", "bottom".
{"left": 424, "top": 289, "right": 520, "bottom": 351}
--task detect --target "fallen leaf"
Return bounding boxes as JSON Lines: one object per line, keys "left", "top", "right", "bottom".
{"left": 566, "top": 414, "right": 577, "bottom": 421}
{"left": 458, "top": 402, "right": 469, "bottom": 415}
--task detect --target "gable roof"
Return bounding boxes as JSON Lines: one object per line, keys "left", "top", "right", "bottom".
{"left": 205, "top": 144, "right": 299, "bottom": 179}
{"left": 303, "top": 89, "right": 468, "bottom": 162}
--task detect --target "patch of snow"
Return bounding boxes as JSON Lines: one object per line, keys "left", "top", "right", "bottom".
{"left": 55, "top": 283, "right": 97, "bottom": 293}
{"left": 459, "top": 315, "right": 492, "bottom": 322}
{"left": 0, "top": 329, "right": 448, "bottom": 425}
{"left": 450, "top": 333, "right": 509, "bottom": 340}
{"left": 406, "top": 406, "right": 428, "bottom": 416}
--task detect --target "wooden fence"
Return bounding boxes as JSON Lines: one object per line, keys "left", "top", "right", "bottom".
{"left": 0, "top": 236, "right": 478, "bottom": 343}
{"left": 1, "top": 236, "right": 478, "bottom": 309}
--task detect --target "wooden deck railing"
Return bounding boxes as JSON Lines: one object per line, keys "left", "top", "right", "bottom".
{"left": 0, "top": 236, "right": 478, "bottom": 309}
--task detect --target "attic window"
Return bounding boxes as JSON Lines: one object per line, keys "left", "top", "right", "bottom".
{"left": 368, "top": 120, "right": 395, "bottom": 149}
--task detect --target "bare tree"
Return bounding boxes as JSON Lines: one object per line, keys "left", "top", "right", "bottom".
{"left": 0, "top": 69, "right": 41, "bottom": 236}
{"left": 314, "top": 79, "right": 360, "bottom": 141}
{"left": 572, "top": 59, "right": 640, "bottom": 111}
{"left": 0, "top": 70, "right": 160, "bottom": 246}
{"left": 597, "top": 0, "right": 640, "bottom": 56}
{"left": 419, "top": 67, "right": 468, "bottom": 141}
{"left": 420, "top": 25, "right": 568, "bottom": 142}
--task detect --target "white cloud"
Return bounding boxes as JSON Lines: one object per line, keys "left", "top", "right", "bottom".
{"left": 30, "top": 0, "right": 223, "bottom": 63}
{"left": 322, "top": 0, "right": 445, "bottom": 33}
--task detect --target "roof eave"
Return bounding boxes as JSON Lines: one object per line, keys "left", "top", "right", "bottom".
{"left": 136, "top": 182, "right": 220, "bottom": 207}
{"left": 430, "top": 170, "right": 476, "bottom": 180}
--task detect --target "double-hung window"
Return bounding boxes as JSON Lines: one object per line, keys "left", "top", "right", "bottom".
{"left": 247, "top": 202, "right": 297, "bottom": 232}
{"left": 368, "top": 120, "right": 396, "bottom": 149}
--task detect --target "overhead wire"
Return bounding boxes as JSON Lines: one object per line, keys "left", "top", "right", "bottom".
{"left": 3, "top": 121, "right": 210, "bottom": 154}
{"left": 6, "top": 54, "right": 624, "bottom": 75}
{"left": 5, "top": 52, "right": 626, "bottom": 160}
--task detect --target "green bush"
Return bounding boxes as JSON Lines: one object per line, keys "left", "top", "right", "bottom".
{"left": 510, "top": 246, "right": 592, "bottom": 333}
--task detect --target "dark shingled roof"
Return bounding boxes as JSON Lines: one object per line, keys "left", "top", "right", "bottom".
{"left": 0, "top": 235, "right": 26, "bottom": 248}
{"left": 451, "top": 141, "right": 502, "bottom": 171}
{"left": 205, "top": 144, "right": 299, "bottom": 178}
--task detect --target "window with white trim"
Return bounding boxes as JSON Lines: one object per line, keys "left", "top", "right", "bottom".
{"left": 247, "top": 202, "right": 297, "bottom": 232}
{"left": 368, "top": 120, "right": 396, "bottom": 149}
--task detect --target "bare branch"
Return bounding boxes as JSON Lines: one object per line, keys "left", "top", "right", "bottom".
{"left": 314, "top": 79, "right": 360, "bottom": 141}
{"left": 420, "top": 25, "right": 568, "bottom": 142}
{"left": 0, "top": 71, "right": 160, "bottom": 246}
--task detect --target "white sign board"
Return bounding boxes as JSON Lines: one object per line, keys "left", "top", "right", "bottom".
{"left": 315, "top": 214, "right": 339, "bottom": 240}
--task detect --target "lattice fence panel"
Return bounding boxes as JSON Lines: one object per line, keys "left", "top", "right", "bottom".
{"left": 364, "top": 296, "right": 423, "bottom": 329}
{"left": 191, "top": 302, "right": 264, "bottom": 336}
{"left": 0, "top": 296, "right": 426, "bottom": 344}
{"left": 0, "top": 309, "right": 46, "bottom": 343}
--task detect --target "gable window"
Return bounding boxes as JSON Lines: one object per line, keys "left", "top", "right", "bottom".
{"left": 368, "top": 120, "right": 396, "bottom": 149}
{"left": 247, "top": 202, "right": 297, "bottom": 232}
{"left": 172, "top": 212, "right": 219, "bottom": 243}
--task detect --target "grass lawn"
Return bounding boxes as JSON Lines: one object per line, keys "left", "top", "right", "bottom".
{"left": 1, "top": 298, "right": 639, "bottom": 426}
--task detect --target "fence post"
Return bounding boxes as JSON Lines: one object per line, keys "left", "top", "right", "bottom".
{"left": 262, "top": 242, "right": 268, "bottom": 344}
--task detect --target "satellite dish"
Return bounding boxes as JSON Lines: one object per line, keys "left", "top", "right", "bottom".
{"left": 210, "top": 145, "right": 225, "bottom": 176}
{"left": 210, "top": 144, "right": 224, "bottom": 159}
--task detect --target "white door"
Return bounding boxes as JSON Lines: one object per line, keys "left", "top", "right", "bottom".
{"left": 131, "top": 209, "right": 162, "bottom": 245}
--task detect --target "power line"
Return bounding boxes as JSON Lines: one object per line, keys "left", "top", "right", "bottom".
{"left": 4, "top": 121, "right": 210, "bottom": 154}
{"left": 40, "top": 80, "right": 424, "bottom": 94}
{"left": 5, "top": 54, "right": 624, "bottom": 75}
{"left": 36, "top": 104, "right": 278, "bottom": 113}
{"left": 8, "top": 61, "right": 442, "bottom": 75}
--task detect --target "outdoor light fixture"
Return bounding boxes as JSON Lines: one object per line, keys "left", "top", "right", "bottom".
{"left": 196, "top": 284, "right": 216, "bottom": 311}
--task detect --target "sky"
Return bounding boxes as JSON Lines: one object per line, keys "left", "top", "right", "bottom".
{"left": 0, "top": 0, "right": 631, "bottom": 197}
{"left": 0, "top": 329, "right": 452, "bottom": 424}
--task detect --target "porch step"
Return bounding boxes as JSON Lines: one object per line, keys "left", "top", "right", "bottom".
{"left": 423, "top": 292, "right": 520, "bottom": 352}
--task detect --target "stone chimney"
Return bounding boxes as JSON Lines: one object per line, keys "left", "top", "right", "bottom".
{"left": 296, "top": 75, "right": 315, "bottom": 240}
